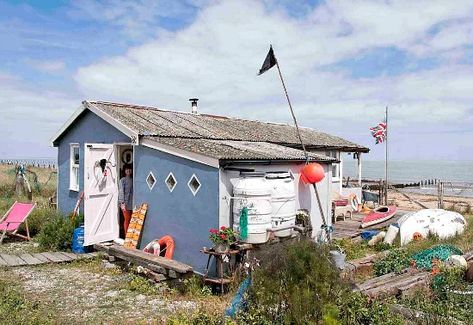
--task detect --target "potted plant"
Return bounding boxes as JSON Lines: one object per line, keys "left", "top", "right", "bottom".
{"left": 209, "top": 226, "right": 237, "bottom": 253}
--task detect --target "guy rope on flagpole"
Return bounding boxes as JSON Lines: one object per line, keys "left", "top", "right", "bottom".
{"left": 258, "top": 45, "right": 330, "bottom": 242}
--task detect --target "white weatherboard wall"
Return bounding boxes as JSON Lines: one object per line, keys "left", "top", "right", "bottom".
{"left": 219, "top": 162, "right": 332, "bottom": 240}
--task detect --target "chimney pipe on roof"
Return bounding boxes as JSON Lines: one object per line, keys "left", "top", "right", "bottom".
{"left": 189, "top": 98, "right": 199, "bottom": 114}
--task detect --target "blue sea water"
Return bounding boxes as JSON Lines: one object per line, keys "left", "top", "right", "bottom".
{"left": 343, "top": 160, "right": 473, "bottom": 183}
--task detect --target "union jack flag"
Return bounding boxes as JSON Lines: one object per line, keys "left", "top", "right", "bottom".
{"left": 370, "top": 121, "right": 387, "bottom": 144}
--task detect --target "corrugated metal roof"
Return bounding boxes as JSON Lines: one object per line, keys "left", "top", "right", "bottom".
{"left": 85, "top": 101, "right": 369, "bottom": 153}
{"left": 144, "top": 137, "right": 336, "bottom": 162}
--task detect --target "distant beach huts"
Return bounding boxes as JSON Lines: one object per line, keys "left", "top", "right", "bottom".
{"left": 51, "top": 100, "right": 368, "bottom": 271}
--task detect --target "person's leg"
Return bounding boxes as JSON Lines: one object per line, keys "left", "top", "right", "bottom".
{"left": 123, "top": 209, "right": 132, "bottom": 233}
{"left": 119, "top": 210, "right": 125, "bottom": 239}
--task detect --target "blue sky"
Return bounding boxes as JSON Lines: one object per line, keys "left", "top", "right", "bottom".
{"left": 1, "top": 0, "right": 473, "bottom": 160}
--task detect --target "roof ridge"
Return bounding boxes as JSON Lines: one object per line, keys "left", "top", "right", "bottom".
{"left": 85, "top": 100, "right": 295, "bottom": 128}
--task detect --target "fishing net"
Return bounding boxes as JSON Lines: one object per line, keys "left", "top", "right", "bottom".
{"left": 412, "top": 244, "right": 463, "bottom": 271}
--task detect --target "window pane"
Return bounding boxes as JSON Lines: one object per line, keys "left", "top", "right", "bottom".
{"left": 73, "top": 147, "right": 79, "bottom": 165}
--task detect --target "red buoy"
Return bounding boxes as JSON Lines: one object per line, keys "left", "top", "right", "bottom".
{"left": 300, "top": 163, "right": 325, "bottom": 184}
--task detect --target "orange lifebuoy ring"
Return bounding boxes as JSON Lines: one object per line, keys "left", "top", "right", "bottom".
{"left": 158, "top": 235, "right": 175, "bottom": 260}
{"left": 143, "top": 235, "right": 175, "bottom": 259}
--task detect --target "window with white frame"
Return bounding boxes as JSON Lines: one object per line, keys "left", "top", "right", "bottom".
{"left": 326, "top": 151, "right": 340, "bottom": 180}
{"left": 188, "top": 174, "right": 201, "bottom": 196}
{"left": 70, "top": 144, "right": 80, "bottom": 191}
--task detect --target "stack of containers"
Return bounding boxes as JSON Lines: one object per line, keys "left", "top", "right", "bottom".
{"left": 232, "top": 171, "right": 297, "bottom": 243}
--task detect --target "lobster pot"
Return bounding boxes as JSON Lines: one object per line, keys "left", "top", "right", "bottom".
{"left": 266, "top": 172, "right": 296, "bottom": 237}
{"left": 233, "top": 172, "right": 272, "bottom": 244}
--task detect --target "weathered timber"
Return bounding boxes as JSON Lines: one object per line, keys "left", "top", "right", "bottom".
{"left": 31, "top": 253, "right": 51, "bottom": 263}
{"left": 356, "top": 250, "right": 473, "bottom": 299}
{"left": 18, "top": 253, "right": 43, "bottom": 265}
{"left": 94, "top": 243, "right": 193, "bottom": 276}
{"left": 363, "top": 272, "right": 431, "bottom": 299}
{"left": 38, "top": 252, "right": 68, "bottom": 263}
{"left": 59, "top": 252, "right": 79, "bottom": 260}
{"left": 0, "top": 255, "right": 8, "bottom": 266}
{"left": 0, "top": 254, "right": 26, "bottom": 266}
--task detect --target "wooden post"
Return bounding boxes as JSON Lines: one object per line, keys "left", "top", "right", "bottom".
{"left": 357, "top": 153, "right": 362, "bottom": 187}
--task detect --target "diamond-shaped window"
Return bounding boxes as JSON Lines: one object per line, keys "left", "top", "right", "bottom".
{"left": 165, "top": 172, "right": 177, "bottom": 192}
{"left": 188, "top": 174, "right": 201, "bottom": 196}
{"left": 146, "top": 172, "right": 156, "bottom": 191}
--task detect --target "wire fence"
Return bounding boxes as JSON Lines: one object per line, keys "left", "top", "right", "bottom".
{"left": 0, "top": 158, "right": 57, "bottom": 170}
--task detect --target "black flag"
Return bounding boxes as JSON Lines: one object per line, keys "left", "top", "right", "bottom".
{"left": 258, "top": 45, "right": 277, "bottom": 75}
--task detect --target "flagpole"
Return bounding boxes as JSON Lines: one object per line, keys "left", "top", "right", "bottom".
{"left": 272, "top": 50, "right": 330, "bottom": 241}
{"left": 385, "top": 106, "right": 388, "bottom": 205}
{"left": 274, "top": 60, "right": 309, "bottom": 162}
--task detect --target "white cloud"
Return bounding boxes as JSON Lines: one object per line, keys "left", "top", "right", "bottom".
{"left": 0, "top": 73, "right": 78, "bottom": 157}
{"left": 75, "top": 0, "right": 473, "bottom": 123}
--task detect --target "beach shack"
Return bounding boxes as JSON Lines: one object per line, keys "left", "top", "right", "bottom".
{"left": 51, "top": 100, "right": 368, "bottom": 271}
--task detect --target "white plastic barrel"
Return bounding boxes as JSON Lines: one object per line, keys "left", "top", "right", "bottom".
{"left": 233, "top": 172, "right": 272, "bottom": 244}
{"left": 266, "top": 171, "right": 296, "bottom": 237}
{"left": 383, "top": 224, "right": 400, "bottom": 245}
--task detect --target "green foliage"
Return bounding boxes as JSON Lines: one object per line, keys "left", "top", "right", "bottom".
{"left": 338, "top": 292, "right": 402, "bottom": 325}
{"left": 166, "top": 310, "right": 227, "bottom": 325}
{"left": 209, "top": 226, "right": 237, "bottom": 245}
{"left": 373, "top": 249, "right": 411, "bottom": 276}
{"left": 36, "top": 213, "right": 81, "bottom": 251}
{"left": 20, "top": 205, "right": 62, "bottom": 237}
{"left": 125, "top": 274, "right": 158, "bottom": 295}
{"left": 181, "top": 276, "right": 212, "bottom": 297}
{"left": 248, "top": 239, "right": 344, "bottom": 324}
{"left": 331, "top": 238, "right": 374, "bottom": 260}
{"left": 0, "top": 278, "right": 57, "bottom": 324}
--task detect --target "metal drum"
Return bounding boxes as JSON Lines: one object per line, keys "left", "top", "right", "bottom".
{"left": 233, "top": 172, "right": 272, "bottom": 244}
{"left": 266, "top": 171, "right": 296, "bottom": 237}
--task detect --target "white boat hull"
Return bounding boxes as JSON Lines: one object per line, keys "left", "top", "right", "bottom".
{"left": 398, "top": 209, "right": 466, "bottom": 246}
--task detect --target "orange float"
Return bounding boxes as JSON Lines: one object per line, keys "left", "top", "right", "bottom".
{"left": 300, "top": 163, "right": 325, "bottom": 184}
{"left": 143, "top": 235, "right": 175, "bottom": 259}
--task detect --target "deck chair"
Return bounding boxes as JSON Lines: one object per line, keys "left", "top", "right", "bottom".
{"left": 0, "top": 201, "right": 36, "bottom": 243}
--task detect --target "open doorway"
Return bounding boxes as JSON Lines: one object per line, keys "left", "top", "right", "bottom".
{"left": 117, "top": 145, "right": 133, "bottom": 239}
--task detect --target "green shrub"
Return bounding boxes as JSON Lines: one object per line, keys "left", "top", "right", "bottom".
{"left": 338, "top": 292, "right": 402, "bottom": 325}
{"left": 18, "top": 205, "right": 61, "bottom": 237}
{"left": 125, "top": 274, "right": 158, "bottom": 295}
{"left": 373, "top": 249, "right": 411, "bottom": 276}
{"left": 180, "top": 275, "right": 212, "bottom": 297}
{"left": 248, "top": 240, "right": 345, "bottom": 324}
{"left": 36, "top": 213, "right": 81, "bottom": 251}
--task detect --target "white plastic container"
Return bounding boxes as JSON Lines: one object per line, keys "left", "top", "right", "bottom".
{"left": 265, "top": 171, "right": 296, "bottom": 237}
{"left": 383, "top": 224, "right": 400, "bottom": 245}
{"left": 233, "top": 172, "right": 272, "bottom": 244}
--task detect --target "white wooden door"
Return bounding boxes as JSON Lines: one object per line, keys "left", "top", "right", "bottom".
{"left": 84, "top": 143, "right": 119, "bottom": 245}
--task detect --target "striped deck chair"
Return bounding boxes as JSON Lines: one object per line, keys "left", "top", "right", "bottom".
{"left": 0, "top": 201, "right": 36, "bottom": 243}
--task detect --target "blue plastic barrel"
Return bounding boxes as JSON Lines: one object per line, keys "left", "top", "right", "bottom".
{"left": 72, "top": 225, "right": 85, "bottom": 254}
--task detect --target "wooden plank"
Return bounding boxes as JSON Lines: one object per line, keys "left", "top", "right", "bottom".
{"left": 59, "top": 252, "right": 79, "bottom": 260}
{"left": 39, "top": 252, "right": 65, "bottom": 263}
{"left": 19, "top": 253, "right": 43, "bottom": 265}
{"left": 0, "top": 255, "right": 8, "bottom": 266}
{"left": 31, "top": 253, "right": 51, "bottom": 263}
{"left": 124, "top": 203, "right": 148, "bottom": 249}
{"left": 97, "top": 243, "right": 193, "bottom": 274}
{"left": 0, "top": 254, "right": 27, "bottom": 266}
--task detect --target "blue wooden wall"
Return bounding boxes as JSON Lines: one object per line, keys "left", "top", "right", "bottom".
{"left": 55, "top": 110, "right": 130, "bottom": 213}
{"left": 134, "top": 145, "right": 219, "bottom": 272}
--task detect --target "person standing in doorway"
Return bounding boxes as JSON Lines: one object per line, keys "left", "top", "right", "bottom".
{"left": 119, "top": 164, "right": 133, "bottom": 236}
